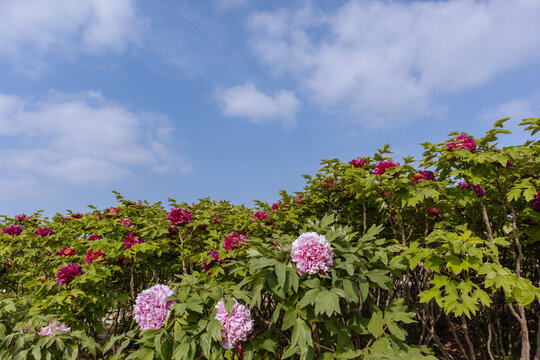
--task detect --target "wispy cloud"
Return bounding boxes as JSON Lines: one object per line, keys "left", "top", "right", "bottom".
{"left": 247, "top": 0, "right": 540, "bottom": 127}
{"left": 0, "top": 91, "right": 190, "bottom": 196}
{"left": 0, "top": 0, "right": 147, "bottom": 76}
{"left": 215, "top": 83, "right": 300, "bottom": 127}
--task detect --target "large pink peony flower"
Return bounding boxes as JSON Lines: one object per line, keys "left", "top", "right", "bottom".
{"left": 446, "top": 134, "right": 476, "bottom": 152}
{"left": 291, "top": 232, "right": 333, "bottom": 275}
{"left": 35, "top": 227, "right": 55, "bottom": 237}
{"left": 2, "top": 225, "right": 23, "bottom": 237}
{"left": 215, "top": 298, "right": 254, "bottom": 350}
{"left": 133, "top": 284, "right": 175, "bottom": 331}
{"left": 252, "top": 211, "right": 269, "bottom": 221}
{"left": 56, "top": 263, "right": 84, "bottom": 285}
{"left": 374, "top": 160, "right": 399, "bottom": 175}
{"left": 167, "top": 208, "right": 192, "bottom": 225}
{"left": 348, "top": 157, "right": 367, "bottom": 168}
{"left": 38, "top": 322, "right": 71, "bottom": 337}
{"left": 223, "top": 232, "right": 246, "bottom": 251}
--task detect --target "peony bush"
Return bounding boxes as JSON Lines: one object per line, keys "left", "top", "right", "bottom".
{"left": 0, "top": 116, "right": 539, "bottom": 359}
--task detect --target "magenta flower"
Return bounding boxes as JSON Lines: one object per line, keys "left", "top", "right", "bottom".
{"left": 349, "top": 157, "right": 367, "bottom": 168}
{"left": 296, "top": 195, "right": 306, "bottom": 205}
{"left": 203, "top": 250, "right": 221, "bottom": 272}
{"left": 118, "top": 218, "right": 133, "bottom": 227}
{"left": 252, "top": 211, "right": 269, "bottom": 221}
{"left": 322, "top": 179, "right": 336, "bottom": 189}
{"left": 35, "top": 227, "right": 55, "bottom": 237}
{"left": 271, "top": 201, "right": 282, "bottom": 210}
{"left": 428, "top": 208, "right": 440, "bottom": 217}
{"left": 530, "top": 191, "right": 540, "bottom": 212}
{"left": 224, "top": 232, "right": 246, "bottom": 251}
{"left": 38, "top": 322, "right": 71, "bottom": 337}
{"left": 133, "top": 284, "right": 175, "bottom": 331}
{"left": 410, "top": 170, "right": 436, "bottom": 182}
{"left": 2, "top": 225, "right": 23, "bottom": 237}
{"left": 56, "top": 264, "right": 83, "bottom": 285}
{"left": 58, "top": 247, "right": 77, "bottom": 257}
{"left": 167, "top": 208, "right": 192, "bottom": 225}
{"left": 15, "top": 214, "right": 28, "bottom": 221}
{"left": 71, "top": 213, "right": 83, "bottom": 219}
{"left": 291, "top": 232, "right": 333, "bottom": 275}
{"left": 458, "top": 182, "right": 485, "bottom": 197}
{"left": 88, "top": 235, "right": 103, "bottom": 241}
{"left": 374, "top": 160, "right": 399, "bottom": 175}
{"left": 215, "top": 298, "right": 254, "bottom": 350}
{"left": 124, "top": 232, "right": 145, "bottom": 249}
{"left": 85, "top": 249, "right": 104, "bottom": 264}
{"left": 446, "top": 133, "right": 476, "bottom": 153}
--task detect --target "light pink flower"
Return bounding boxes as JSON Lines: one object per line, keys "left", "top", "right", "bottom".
{"left": 374, "top": 160, "right": 399, "bottom": 175}
{"left": 446, "top": 134, "right": 476, "bottom": 152}
{"left": 133, "top": 284, "right": 175, "bottom": 331}
{"left": 38, "top": 322, "right": 71, "bottom": 337}
{"left": 215, "top": 298, "right": 254, "bottom": 350}
{"left": 291, "top": 232, "right": 333, "bottom": 275}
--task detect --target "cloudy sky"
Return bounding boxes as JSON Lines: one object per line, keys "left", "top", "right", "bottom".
{"left": 1, "top": 0, "right": 539, "bottom": 216}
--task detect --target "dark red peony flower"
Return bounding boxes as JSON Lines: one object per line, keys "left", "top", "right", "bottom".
{"left": 410, "top": 170, "right": 436, "bottom": 182}
{"left": 56, "top": 263, "right": 83, "bottom": 285}
{"left": 374, "top": 160, "right": 399, "bottom": 175}
{"left": 2, "top": 225, "right": 23, "bottom": 237}
{"left": 428, "top": 208, "right": 440, "bottom": 217}
{"left": 35, "top": 227, "right": 55, "bottom": 237}
{"left": 348, "top": 157, "right": 367, "bottom": 168}
{"left": 58, "top": 247, "right": 77, "bottom": 257}
{"left": 124, "top": 232, "right": 145, "bottom": 249}
{"left": 15, "top": 214, "right": 28, "bottom": 221}
{"left": 458, "top": 182, "right": 484, "bottom": 197}
{"left": 252, "top": 211, "right": 269, "bottom": 221}
{"left": 85, "top": 249, "right": 104, "bottom": 264}
{"left": 88, "top": 235, "right": 103, "bottom": 241}
{"left": 530, "top": 191, "right": 540, "bottom": 212}
{"left": 446, "top": 134, "right": 476, "bottom": 152}
{"left": 224, "top": 232, "right": 246, "bottom": 251}
{"left": 167, "top": 208, "right": 193, "bottom": 225}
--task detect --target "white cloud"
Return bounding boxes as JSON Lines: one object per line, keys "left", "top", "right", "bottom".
{"left": 0, "top": 91, "right": 191, "bottom": 191}
{"left": 215, "top": 83, "right": 300, "bottom": 127}
{"left": 247, "top": 0, "right": 540, "bottom": 127}
{"left": 0, "top": 0, "right": 146, "bottom": 76}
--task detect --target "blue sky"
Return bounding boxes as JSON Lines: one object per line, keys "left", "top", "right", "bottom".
{"left": 0, "top": 0, "right": 539, "bottom": 216}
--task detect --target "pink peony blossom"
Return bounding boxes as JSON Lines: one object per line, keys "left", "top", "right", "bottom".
{"left": 215, "top": 298, "right": 254, "bottom": 350}
{"left": 374, "top": 160, "right": 399, "bottom": 175}
{"left": 531, "top": 191, "right": 540, "bottom": 212}
{"left": 2, "top": 225, "right": 23, "bottom": 237}
{"left": 224, "top": 232, "right": 246, "bottom": 251}
{"left": 15, "top": 214, "right": 28, "bottom": 221}
{"left": 118, "top": 218, "right": 133, "bottom": 227}
{"left": 85, "top": 249, "right": 104, "bottom": 264}
{"left": 167, "top": 208, "right": 192, "bottom": 225}
{"left": 291, "top": 232, "right": 333, "bottom": 275}
{"left": 124, "top": 232, "right": 145, "bottom": 249}
{"left": 56, "top": 263, "right": 83, "bottom": 285}
{"left": 349, "top": 157, "right": 367, "bottom": 168}
{"left": 446, "top": 134, "right": 476, "bottom": 152}
{"left": 133, "top": 284, "right": 175, "bottom": 331}
{"left": 88, "top": 235, "right": 103, "bottom": 241}
{"left": 35, "top": 227, "right": 55, "bottom": 237}
{"left": 252, "top": 211, "right": 269, "bottom": 221}
{"left": 58, "top": 247, "right": 77, "bottom": 257}
{"left": 458, "top": 182, "right": 485, "bottom": 197}
{"left": 428, "top": 208, "right": 440, "bottom": 217}
{"left": 38, "top": 322, "right": 71, "bottom": 337}
{"left": 271, "top": 201, "right": 282, "bottom": 210}
{"left": 410, "top": 170, "right": 436, "bottom": 182}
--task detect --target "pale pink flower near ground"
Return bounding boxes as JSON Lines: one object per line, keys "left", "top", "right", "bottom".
{"left": 215, "top": 298, "right": 254, "bottom": 350}
{"left": 38, "top": 322, "right": 71, "bottom": 337}
{"left": 133, "top": 284, "right": 175, "bottom": 331}
{"left": 291, "top": 232, "right": 333, "bottom": 275}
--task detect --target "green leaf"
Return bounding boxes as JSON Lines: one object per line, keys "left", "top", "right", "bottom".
{"left": 367, "top": 310, "right": 384, "bottom": 338}
{"left": 291, "top": 318, "right": 313, "bottom": 347}
{"left": 299, "top": 288, "right": 320, "bottom": 308}
{"left": 275, "top": 263, "right": 286, "bottom": 288}
{"left": 282, "top": 307, "right": 297, "bottom": 331}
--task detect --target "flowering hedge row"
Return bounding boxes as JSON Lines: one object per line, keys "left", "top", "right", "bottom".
{"left": 0, "top": 117, "right": 539, "bottom": 359}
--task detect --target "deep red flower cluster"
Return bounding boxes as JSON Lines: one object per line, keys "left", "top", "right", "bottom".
{"left": 411, "top": 170, "right": 436, "bottom": 182}
{"left": 88, "top": 235, "right": 103, "bottom": 241}
{"left": 348, "top": 157, "right": 367, "bottom": 168}
{"left": 531, "top": 191, "right": 540, "bottom": 212}
{"left": 56, "top": 263, "right": 83, "bottom": 285}
{"left": 2, "top": 225, "right": 23, "bottom": 237}
{"left": 374, "top": 160, "right": 399, "bottom": 175}
{"left": 224, "top": 232, "right": 246, "bottom": 251}
{"left": 271, "top": 201, "right": 283, "bottom": 210}
{"left": 458, "top": 182, "right": 485, "bottom": 197}
{"left": 167, "top": 208, "right": 192, "bottom": 225}
{"left": 34, "top": 227, "right": 55, "bottom": 237}
{"left": 446, "top": 134, "right": 476, "bottom": 152}
{"left": 85, "top": 249, "right": 104, "bottom": 264}
{"left": 202, "top": 250, "right": 221, "bottom": 272}
{"left": 124, "top": 232, "right": 145, "bottom": 249}
{"left": 71, "top": 213, "right": 83, "bottom": 219}
{"left": 58, "top": 247, "right": 77, "bottom": 257}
